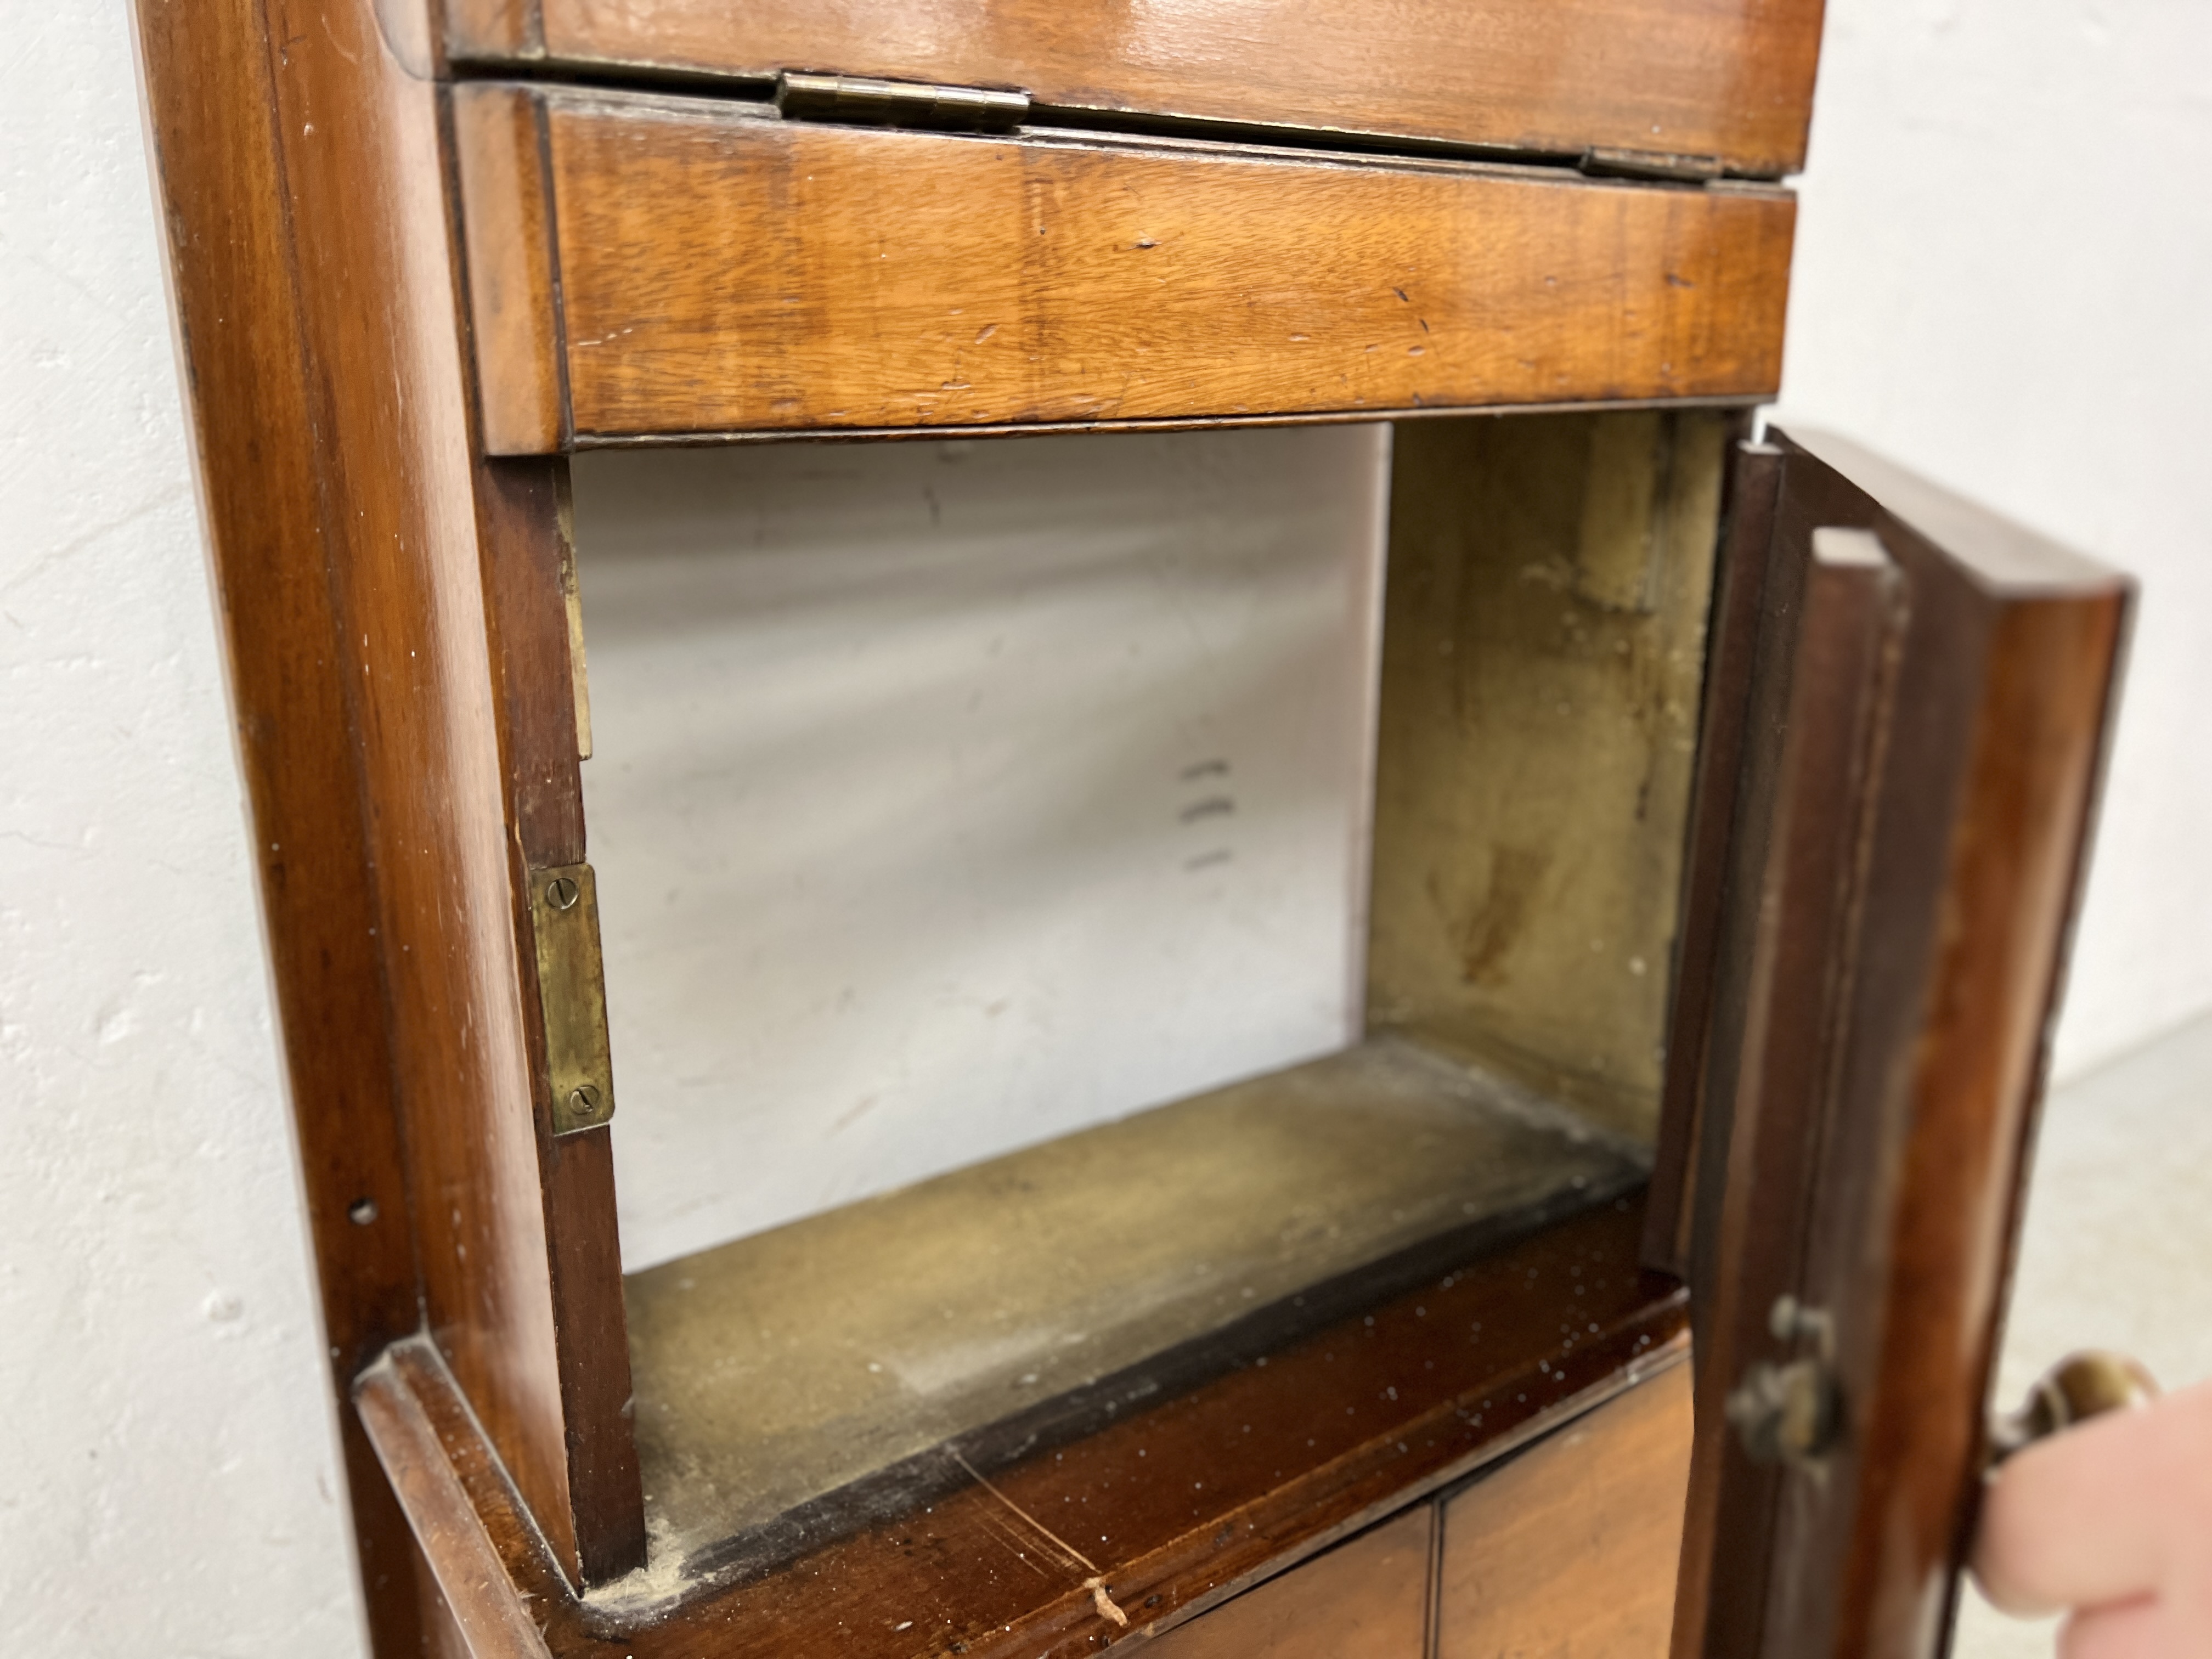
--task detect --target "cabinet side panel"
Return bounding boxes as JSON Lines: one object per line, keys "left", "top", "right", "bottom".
{"left": 141, "top": 0, "right": 620, "bottom": 1591}
{"left": 1367, "top": 412, "right": 1729, "bottom": 1140}
{"left": 131, "top": 0, "right": 438, "bottom": 1645}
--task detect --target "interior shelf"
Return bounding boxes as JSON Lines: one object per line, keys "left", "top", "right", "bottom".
{"left": 623, "top": 1034, "right": 1645, "bottom": 1578}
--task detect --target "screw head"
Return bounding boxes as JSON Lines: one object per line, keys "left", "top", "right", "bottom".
{"left": 347, "top": 1198, "right": 379, "bottom": 1226}
{"left": 546, "top": 876, "right": 580, "bottom": 911}
{"left": 569, "top": 1084, "right": 602, "bottom": 1114}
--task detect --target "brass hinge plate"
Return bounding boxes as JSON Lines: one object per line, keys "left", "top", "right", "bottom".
{"left": 1581, "top": 146, "right": 1725, "bottom": 184}
{"left": 774, "top": 71, "right": 1029, "bottom": 132}
{"left": 529, "top": 861, "right": 616, "bottom": 1135}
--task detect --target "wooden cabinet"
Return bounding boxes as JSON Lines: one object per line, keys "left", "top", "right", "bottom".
{"left": 132, "top": 1, "right": 2129, "bottom": 1656}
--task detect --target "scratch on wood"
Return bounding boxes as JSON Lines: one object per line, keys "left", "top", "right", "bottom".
{"left": 952, "top": 1449, "right": 1131, "bottom": 1621}
{"left": 950, "top": 1450, "right": 1100, "bottom": 1574}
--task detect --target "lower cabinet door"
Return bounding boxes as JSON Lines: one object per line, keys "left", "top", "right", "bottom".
{"left": 1438, "top": 1358, "right": 1693, "bottom": 1657}
{"left": 1666, "top": 430, "right": 2131, "bottom": 1658}
{"left": 1148, "top": 1358, "right": 1694, "bottom": 1658}
{"left": 1146, "top": 1503, "right": 1435, "bottom": 1659}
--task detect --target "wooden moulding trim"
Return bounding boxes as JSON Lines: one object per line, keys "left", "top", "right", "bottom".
{"left": 1643, "top": 435, "right": 1784, "bottom": 1277}
{"left": 444, "top": 0, "right": 544, "bottom": 64}
{"left": 561, "top": 394, "right": 1775, "bottom": 450}
{"left": 357, "top": 1198, "right": 1686, "bottom": 1658}
{"left": 358, "top": 1343, "right": 555, "bottom": 1659}
{"left": 453, "top": 83, "right": 567, "bottom": 455}
{"left": 453, "top": 101, "right": 1794, "bottom": 452}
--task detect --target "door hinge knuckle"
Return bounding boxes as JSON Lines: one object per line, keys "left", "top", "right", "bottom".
{"left": 530, "top": 861, "right": 616, "bottom": 1135}
{"left": 775, "top": 71, "right": 1029, "bottom": 132}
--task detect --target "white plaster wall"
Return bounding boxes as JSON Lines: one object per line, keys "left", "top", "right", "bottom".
{"left": 1775, "top": 0, "right": 2212, "bottom": 1079}
{"left": 0, "top": 1, "right": 370, "bottom": 1654}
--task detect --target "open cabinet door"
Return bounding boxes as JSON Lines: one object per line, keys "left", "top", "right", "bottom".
{"left": 1666, "top": 430, "right": 2131, "bottom": 1659}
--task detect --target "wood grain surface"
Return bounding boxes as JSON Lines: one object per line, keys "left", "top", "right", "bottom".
{"left": 132, "top": 0, "right": 644, "bottom": 1601}
{"left": 1679, "top": 511, "right": 1909, "bottom": 1659}
{"left": 363, "top": 1197, "right": 1686, "bottom": 1658}
{"left": 476, "top": 456, "right": 646, "bottom": 1576}
{"left": 1437, "top": 1353, "right": 1692, "bottom": 1658}
{"left": 459, "top": 92, "right": 1795, "bottom": 449}
{"left": 130, "top": 0, "right": 433, "bottom": 1643}
{"left": 1672, "top": 431, "right": 2130, "bottom": 1658}
{"left": 1143, "top": 1357, "right": 1694, "bottom": 1659}
{"left": 444, "top": 0, "right": 1826, "bottom": 180}
{"left": 1144, "top": 1505, "right": 1434, "bottom": 1659}
{"left": 359, "top": 1350, "right": 558, "bottom": 1659}
{"left": 453, "top": 86, "right": 565, "bottom": 455}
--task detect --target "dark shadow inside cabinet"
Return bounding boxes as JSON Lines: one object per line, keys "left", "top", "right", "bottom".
{"left": 563, "top": 408, "right": 1735, "bottom": 1595}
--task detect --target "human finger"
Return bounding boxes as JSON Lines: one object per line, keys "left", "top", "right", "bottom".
{"left": 2059, "top": 1595, "right": 2186, "bottom": 1659}
{"left": 1976, "top": 1379, "right": 2212, "bottom": 1616}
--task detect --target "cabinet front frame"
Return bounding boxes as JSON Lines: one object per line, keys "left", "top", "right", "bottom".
{"left": 134, "top": 0, "right": 1808, "bottom": 1648}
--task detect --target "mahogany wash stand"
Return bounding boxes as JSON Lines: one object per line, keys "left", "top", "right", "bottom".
{"left": 133, "top": 0, "right": 2130, "bottom": 1652}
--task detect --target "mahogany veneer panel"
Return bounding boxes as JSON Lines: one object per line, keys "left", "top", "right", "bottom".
{"left": 445, "top": 0, "right": 1825, "bottom": 180}
{"left": 456, "top": 89, "right": 1795, "bottom": 450}
{"left": 136, "top": 0, "right": 645, "bottom": 1606}
{"left": 1437, "top": 1353, "right": 1691, "bottom": 1657}
{"left": 1673, "top": 432, "right": 2129, "bottom": 1657}
{"left": 1143, "top": 1504, "right": 1434, "bottom": 1659}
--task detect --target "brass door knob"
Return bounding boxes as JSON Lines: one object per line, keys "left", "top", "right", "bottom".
{"left": 1989, "top": 1350, "right": 2161, "bottom": 1465}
